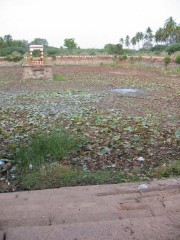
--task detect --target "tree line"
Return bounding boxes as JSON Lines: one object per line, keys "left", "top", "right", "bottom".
{"left": 119, "top": 17, "right": 180, "bottom": 50}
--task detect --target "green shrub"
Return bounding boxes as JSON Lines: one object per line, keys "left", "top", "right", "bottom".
{"left": 113, "top": 55, "right": 118, "bottom": 61}
{"left": 5, "top": 51, "right": 23, "bottom": 62}
{"left": 166, "top": 43, "right": 180, "bottom": 54}
{"left": 138, "top": 56, "right": 142, "bottom": 61}
{"left": 118, "top": 55, "right": 127, "bottom": 61}
{"left": 153, "top": 51, "right": 161, "bottom": 56}
{"left": 14, "top": 130, "right": 81, "bottom": 171}
{"left": 151, "top": 45, "right": 167, "bottom": 52}
{"left": 164, "top": 56, "right": 171, "bottom": 66}
{"left": 175, "top": 55, "right": 180, "bottom": 64}
{"left": 32, "top": 50, "right": 41, "bottom": 57}
{"left": 118, "top": 55, "right": 123, "bottom": 61}
{"left": 122, "top": 55, "right": 127, "bottom": 60}
{"left": 89, "top": 50, "right": 96, "bottom": 55}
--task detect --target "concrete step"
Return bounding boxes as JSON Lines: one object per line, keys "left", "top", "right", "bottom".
{"left": 2, "top": 215, "right": 180, "bottom": 240}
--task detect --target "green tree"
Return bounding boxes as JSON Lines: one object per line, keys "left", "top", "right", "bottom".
{"left": 12, "top": 40, "right": 28, "bottom": 48}
{"left": 0, "top": 37, "right": 6, "bottom": 48}
{"left": 31, "top": 38, "right": 48, "bottom": 46}
{"left": 174, "top": 26, "right": 180, "bottom": 43}
{"left": 63, "top": 38, "right": 77, "bottom": 50}
{"left": 3, "top": 34, "right": 13, "bottom": 46}
{"left": 104, "top": 43, "right": 123, "bottom": 54}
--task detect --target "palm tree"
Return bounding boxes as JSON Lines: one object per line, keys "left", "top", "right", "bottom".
{"left": 125, "top": 35, "right": 130, "bottom": 48}
{"left": 164, "top": 17, "right": 177, "bottom": 44}
{"left": 145, "top": 27, "right": 153, "bottom": 43}
{"left": 120, "top": 38, "right": 124, "bottom": 46}
{"left": 139, "top": 32, "right": 144, "bottom": 48}
{"left": 155, "top": 27, "right": 166, "bottom": 45}
{"left": 135, "top": 32, "right": 141, "bottom": 49}
{"left": 135, "top": 32, "right": 144, "bottom": 49}
{"left": 174, "top": 25, "right": 180, "bottom": 43}
{"left": 131, "top": 37, "right": 137, "bottom": 49}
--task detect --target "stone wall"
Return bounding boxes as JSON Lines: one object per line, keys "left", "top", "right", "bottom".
{"left": 54, "top": 55, "right": 179, "bottom": 68}
{"left": 0, "top": 55, "right": 179, "bottom": 69}
{"left": 126, "top": 56, "right": 178, "bottom": 68}
{"left": 54, "top": 55, "right": 114, "bottom": 65}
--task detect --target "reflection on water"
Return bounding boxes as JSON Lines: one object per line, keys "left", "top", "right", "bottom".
{"left": 109, "top": 88, "right": 139, "bottom": 94}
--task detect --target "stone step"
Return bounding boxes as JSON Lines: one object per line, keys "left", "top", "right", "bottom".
{"left": 1, "top": 180, "right": 180, "bottom": 229}
{"left": 2, "top": 215, "right": 180, "bottom": 240}
{"left": 0, "top": 179, "right": 180, "bottom": 239}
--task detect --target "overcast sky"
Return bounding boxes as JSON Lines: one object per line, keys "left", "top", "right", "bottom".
{"left": 1, "top": 0, "right": 180, "bottom": 48}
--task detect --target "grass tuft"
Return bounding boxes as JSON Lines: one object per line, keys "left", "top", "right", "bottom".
{"left": 53, "top": 75, "right": 67, "bottom": 81}
{"left": 21, "top": 163, "right": 141, "bottom": 190}
{"left": 15, "top": 130, "right": 81, "bottom": 171}
{"left": 152, "top": 160, "right": 180, "bottom": 178}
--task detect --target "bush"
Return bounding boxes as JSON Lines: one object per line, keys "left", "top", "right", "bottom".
{"left": 118, "top": 55, "right": 123, "bottom": 61}
{"left": 89, "top": 50, "right": 96, "bottom": 55}
{"left": 122, "top": 55, "right": 127, "bottom": 60}
{"left": 138, "top": 56, "right": 142, "bottom": 61}
{"left": 5, "top": 51, "right": 23, "bottom": 62}
{"left": 104, "top": 43, "right": 123, "bottom": 55}
{"left": 175, "top": 55, "right": 180, "bottom": 64}
{"left": 153, "top": 160, "right": 180, "bottom": 178}
{"left": 166, "top": 43, "right": 180, "bottom": 54}
{"left": 116, "top": 55, "right": 127, "bottom": 61}
{"left": 164, "top": 56, "right": 171, "bottom": 66}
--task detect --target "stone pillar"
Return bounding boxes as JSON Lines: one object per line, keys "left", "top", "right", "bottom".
{"left": 30, "top": 51, "right": 33, "bottom": 64}
{"left": 40, "top": 50, "right": 44, "bottom": 65}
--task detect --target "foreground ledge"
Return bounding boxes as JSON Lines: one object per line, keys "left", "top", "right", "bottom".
{"left": 0, "top": 178, "right": 180, "bottom": 240}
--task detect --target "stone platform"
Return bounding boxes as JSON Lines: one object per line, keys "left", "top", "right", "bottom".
{"left": 22, "top": 65, "right": 53, "bottom": 80}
